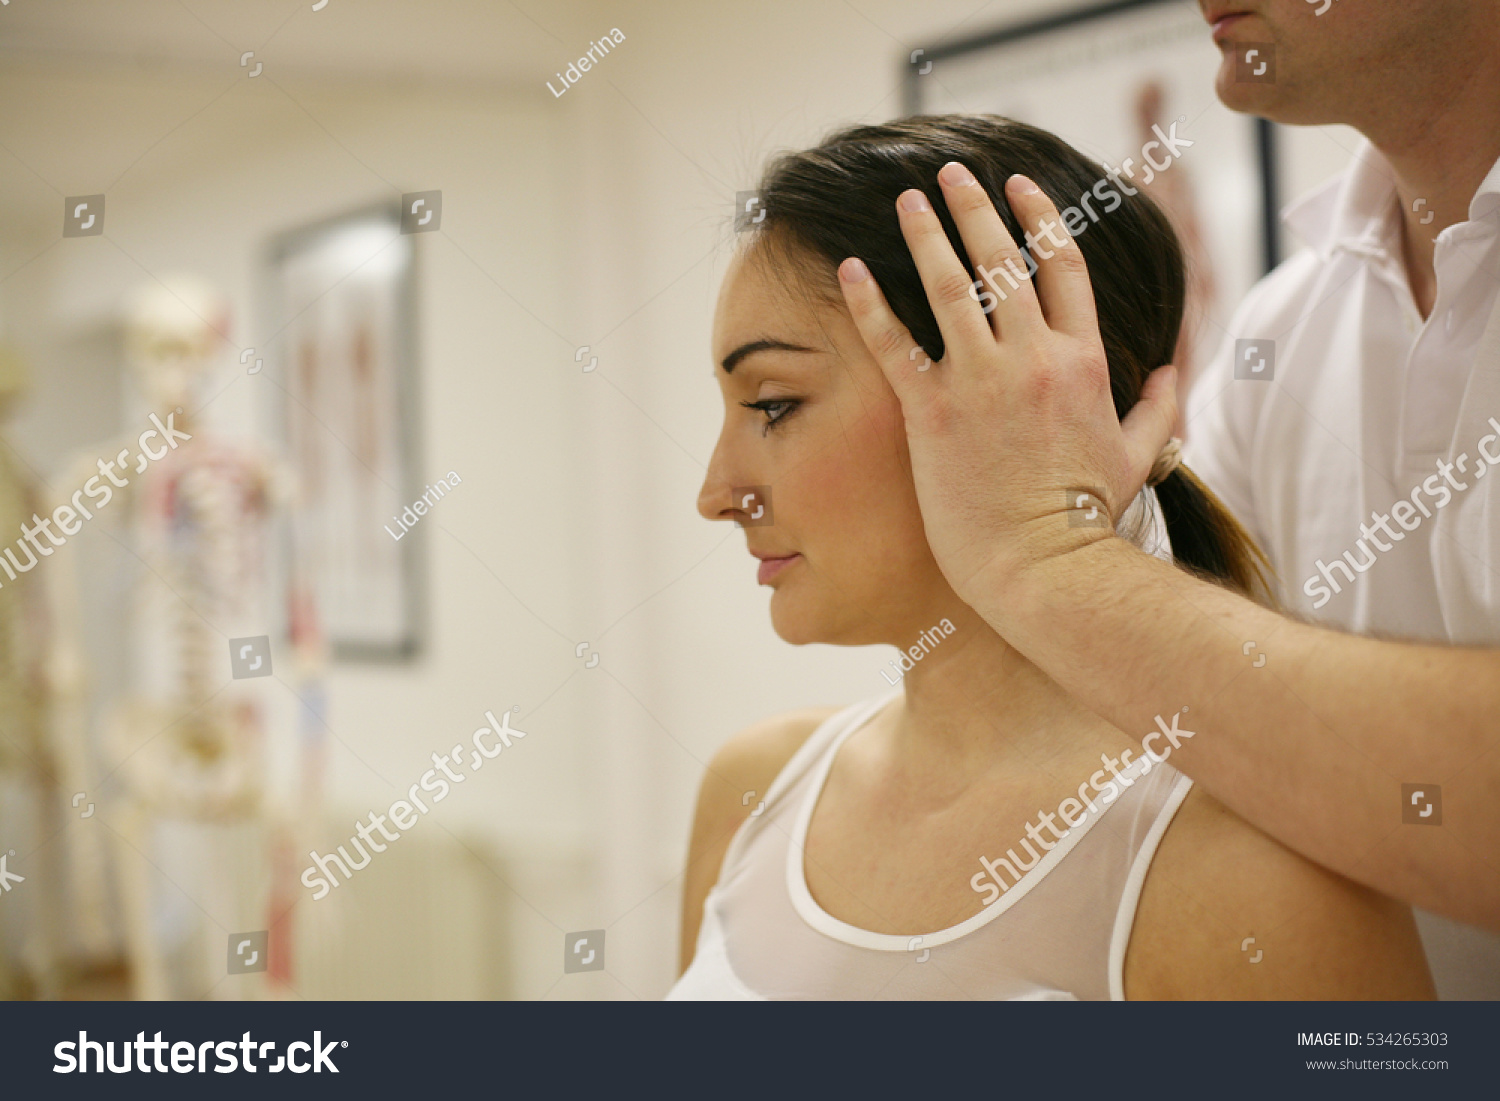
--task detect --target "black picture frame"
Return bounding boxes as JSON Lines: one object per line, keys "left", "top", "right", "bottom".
{"left": 263, "top": 200, "right": 427, "bottom": 663}
{"left": 900, "top": 0, "right": 1280, "bottom": 274}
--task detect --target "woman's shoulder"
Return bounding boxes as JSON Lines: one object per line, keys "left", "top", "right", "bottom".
{"left": 701, "top": 705, "right": 846, "bottom": 814}
{"left": 678, "top": 705, "right": 844, "bottom": 972}
{"left": 1124, "top": 785, "right": 1435, "bottom": 999}
{"left": 686, "top": 703, "right": 847, "bottom": 873}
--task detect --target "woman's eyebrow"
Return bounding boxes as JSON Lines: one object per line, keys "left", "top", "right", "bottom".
{"left": 719, "top": 339, "right": 820, "bottom": 374}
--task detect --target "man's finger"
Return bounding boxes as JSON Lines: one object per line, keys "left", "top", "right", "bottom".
{"left": 893, "top": 188, "right": 1001, "bottom": 364}
{"left": 838, "top": 256, "right": 936, "bottom": 405}
{"left": 934, "top": 162, "right": 1045, "bottom": 342}
{"left": 1004, "top": 174, "right": 1100, "bottom": 339}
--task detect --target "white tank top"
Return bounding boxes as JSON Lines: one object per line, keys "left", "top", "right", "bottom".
{"left": 668, "top": 688, "right": 1193, "bottom": 1000}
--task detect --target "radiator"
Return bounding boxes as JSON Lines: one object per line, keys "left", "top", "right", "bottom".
{"left": 288, "top": 822, "right": 511, "bottom": 1000}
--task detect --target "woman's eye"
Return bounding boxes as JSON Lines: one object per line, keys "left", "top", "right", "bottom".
{"left": 740, "top": 398, "right": 799, "bottom": 434}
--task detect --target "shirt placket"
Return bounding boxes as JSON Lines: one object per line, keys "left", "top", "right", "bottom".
{"left": 1385, "top": 239, "right": 1459, "bottom": 479}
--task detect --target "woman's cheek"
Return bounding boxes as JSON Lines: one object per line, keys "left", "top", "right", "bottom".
{"left": 825, "top": 418, "right": 914, "bottom": 522}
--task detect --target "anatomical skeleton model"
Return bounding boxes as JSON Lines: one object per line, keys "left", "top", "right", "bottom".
{"left": 0, "top": 340, "right": 71, "bottom": 997}
{"left": 48, "top": 277, "right": 289, "bottom": 998}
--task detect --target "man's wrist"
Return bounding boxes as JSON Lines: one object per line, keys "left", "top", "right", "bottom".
{"left": 963, "top": 529, "right": 1135, "bottom": 639}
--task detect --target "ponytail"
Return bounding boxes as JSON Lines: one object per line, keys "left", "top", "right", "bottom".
{"left": 1153, "top": 464, "right": 1276, "bottom": 606}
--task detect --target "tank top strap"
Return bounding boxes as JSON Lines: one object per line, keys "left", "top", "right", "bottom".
{"left": 768, "top": 690, "right": 898, "bottom": 806}
{"left": 718, "top": 687, "right": 900, "bottom": 881}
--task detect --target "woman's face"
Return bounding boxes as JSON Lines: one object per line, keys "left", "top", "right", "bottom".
{"left": 697, "top": 243, "right": 955, "bottom": 646}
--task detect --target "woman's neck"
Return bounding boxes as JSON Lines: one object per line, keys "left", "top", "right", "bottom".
{"left": 880, "top": 603, "right": 1120, "bottom": 782}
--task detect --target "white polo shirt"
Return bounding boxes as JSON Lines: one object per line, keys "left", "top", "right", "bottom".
{"left": 1187, "top": 139, "right": 1500, "bottom": 643}
{"left": 1184, "top": 137, "right": 1500, "bottom": 997}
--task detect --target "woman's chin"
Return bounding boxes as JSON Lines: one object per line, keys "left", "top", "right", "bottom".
{"left": 768, "top": 592, "right": 874, "bottom": 648}
{"left": 768, "top": 612, "right": 813, "bottom": 646}
{"left": 767, "top": 591, "right": 825, "bottom": 647}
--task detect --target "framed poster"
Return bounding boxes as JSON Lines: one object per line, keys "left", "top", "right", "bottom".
{"left": 265, "top": 201, "right": 424, "bottom": 661}
{"left": 903, "top": 0, "right": 1280, "bottom": 394}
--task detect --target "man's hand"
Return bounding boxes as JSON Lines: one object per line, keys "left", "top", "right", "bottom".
{"left": 833, "top": 165, "right": 1500, "bottom": 932}
{"left": 836, "top": 163, "right": 1178, "bottom": 607}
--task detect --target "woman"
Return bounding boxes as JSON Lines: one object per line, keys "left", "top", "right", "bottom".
{"left": 671, "top": 115, "right": 1433, "bottom": 1000}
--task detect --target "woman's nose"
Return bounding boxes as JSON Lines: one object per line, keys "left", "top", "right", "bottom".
{"left": 697, "top": 474, "right": 733, "bottom": 522}
{"left": 697, "top": 439, "right": 752, "bottom": 523}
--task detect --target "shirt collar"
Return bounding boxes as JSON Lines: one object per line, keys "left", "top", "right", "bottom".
{"left": 1282, "top": 136, "right": 1500, "bottom": 259}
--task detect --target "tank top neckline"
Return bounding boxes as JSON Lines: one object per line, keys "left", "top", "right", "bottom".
{"left": 784, "top": 692, "right": 1153, "bottom": 952}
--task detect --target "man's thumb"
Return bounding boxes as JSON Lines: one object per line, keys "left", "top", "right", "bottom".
{"left": 1122, "top": 365, "right": 1178, "bottom": 491}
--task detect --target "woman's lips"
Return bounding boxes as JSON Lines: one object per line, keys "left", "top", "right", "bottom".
{"left": 1211, "top": 12, "right": 1251, "bottom": 43}
{"left": 757, "top": 554, "right": 801, "bottom": 584}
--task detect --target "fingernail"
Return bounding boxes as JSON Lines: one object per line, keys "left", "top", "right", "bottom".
{"left": 939, "top": 161, "right": 976, "bottom": 187}
{"left": 898, "top": 189, "right": 932, "bottom": 214}
{"left": 1008, "top": 174, "right": 1041, "bottom": 195}
{"left": 840, "top": 257, "right": 870, "bottom": 283}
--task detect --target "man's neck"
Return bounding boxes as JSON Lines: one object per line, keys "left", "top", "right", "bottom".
{"left": 1358, "top": 68, "right": 1500, "bottom": 318}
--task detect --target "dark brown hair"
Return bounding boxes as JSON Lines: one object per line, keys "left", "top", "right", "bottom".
{"left": 745, "top": 114, "right": 1272, "bottom": 601}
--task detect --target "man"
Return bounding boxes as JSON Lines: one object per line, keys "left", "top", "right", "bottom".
{"left": 836, "top": 0, "right": 1500, "bottom": 996}
{"left": 1181, "top": 0, "right": 1500, "bottom": 996}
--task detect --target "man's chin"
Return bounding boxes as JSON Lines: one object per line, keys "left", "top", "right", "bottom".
{"left": 1214, "top": 65, "right": 1284, "bottom": 119}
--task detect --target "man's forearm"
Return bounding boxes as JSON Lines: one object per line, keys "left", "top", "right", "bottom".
{"left": 979, "top": 535, "right": 1500, "bottom": 929}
